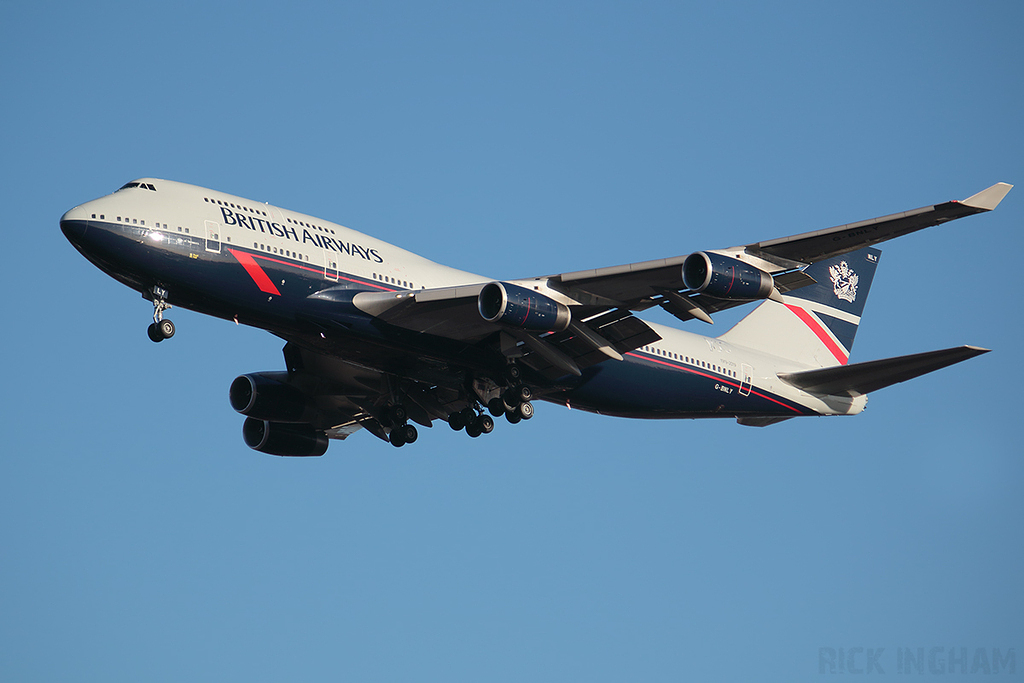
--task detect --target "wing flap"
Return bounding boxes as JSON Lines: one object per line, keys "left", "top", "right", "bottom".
{"left": 522, "top": 311, "right": 661, "bottom": 378}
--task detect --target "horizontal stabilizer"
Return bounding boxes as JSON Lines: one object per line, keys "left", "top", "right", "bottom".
{"left": 777, "top": 345, "right": 990, "bottom": 397}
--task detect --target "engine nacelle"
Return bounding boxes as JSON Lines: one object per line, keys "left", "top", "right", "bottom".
{"left": 230, "top": 373, "right": 313, "bottom": 423}
{"left": 478, "top": 282, "right": 571, "bottom": 332}
{"left": 682, "top": 252, "right": 775, "bottom": 300}
{"left": 242, "top": 418, "right": 328, "bottom": 457}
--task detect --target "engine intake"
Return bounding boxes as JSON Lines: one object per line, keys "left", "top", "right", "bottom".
{"left": 230, "top": 373, "right": 312, "bottom": 423}
{"left": 478, "top": 282, "right": 571, "bottom": 331}
{"left": 242, "top": 418, "right": 328, "bottom": 457}
{"left": 682, "top": 252, "right": 775, "bottom": 300}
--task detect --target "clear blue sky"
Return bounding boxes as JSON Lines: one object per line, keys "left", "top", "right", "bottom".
{"left": 2, "top": 2, "right": 1021, "bottom": 681}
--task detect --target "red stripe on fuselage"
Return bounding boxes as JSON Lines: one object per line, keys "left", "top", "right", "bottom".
{"left": 228, "top": 248, "right": 282, "bottom": 295}
{"left": 623, "top": 351, "right": 806, "bottom": 414}
{"left": 784, "top": 304, "right": 848, "bottom": 365}
{"left": 228, "top": 248, "right": 398, "bottom": 294}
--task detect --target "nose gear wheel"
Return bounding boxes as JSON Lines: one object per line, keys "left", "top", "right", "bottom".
{"left": 145, "top": 287, "right": 175, "bottom": 343}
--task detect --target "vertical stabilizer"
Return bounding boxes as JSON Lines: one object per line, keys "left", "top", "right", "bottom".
{"left": 719, "top": 247, "right": 881, "bottom": 367}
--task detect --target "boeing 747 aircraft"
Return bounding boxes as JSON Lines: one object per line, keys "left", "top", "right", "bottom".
{"left": 61, "top": 180, "right": 1011, "bottom": 454}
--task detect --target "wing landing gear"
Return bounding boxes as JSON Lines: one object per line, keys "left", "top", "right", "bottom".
{"left": 390, "top": 423, "right": 418, "bottom": 447}
{"left": 383, "top": 403, "right": 418, "bottom": 447}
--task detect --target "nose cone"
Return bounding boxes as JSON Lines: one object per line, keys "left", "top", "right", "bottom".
{"left": 60, "top": 206, "right": 90, "bottom": 245}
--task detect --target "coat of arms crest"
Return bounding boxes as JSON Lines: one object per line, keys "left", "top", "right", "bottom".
{"left": 829, "top": 261, "right": 859, "bottom": 303}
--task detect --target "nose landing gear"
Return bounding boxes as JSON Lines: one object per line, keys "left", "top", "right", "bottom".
{"left": 147, "top": 319, "right": 175, "bottom": 342}
{"left": 145, "top": 287, "right": 175, "bottom": 343}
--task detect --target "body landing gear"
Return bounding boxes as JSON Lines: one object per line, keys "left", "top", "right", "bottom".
{"left": 450, "top": 366, "right": 540, "bottom": 440}
{"left": 145, "top": 287, "right": 175, "bottom": 343}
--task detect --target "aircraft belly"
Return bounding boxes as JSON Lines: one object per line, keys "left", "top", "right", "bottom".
{"left": 559, "top": 352, "right": 814, "bottom": 419}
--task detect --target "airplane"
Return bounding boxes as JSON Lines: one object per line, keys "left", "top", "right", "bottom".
{"left": 60, "top": 179, "right": 1011, "bottom": 454}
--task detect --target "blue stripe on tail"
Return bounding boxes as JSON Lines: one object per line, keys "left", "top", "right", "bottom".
{"left": 785, "top": 247, "right": 881, "bottom": 354}
{"left": 786, "top": 247, "right": 881, "bottom": 318}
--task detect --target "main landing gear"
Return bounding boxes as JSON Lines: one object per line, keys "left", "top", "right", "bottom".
{"left": 383, "top": 404, "right": 418, "bottom": 448}
{"left": 145, "top": 287, "right": 175, "bottom": 343}
{"left": 447, "top": 365, "right": 534, "bottom": 438}
{"left": 447, "top": 406, "right": 495, "bottom": 437}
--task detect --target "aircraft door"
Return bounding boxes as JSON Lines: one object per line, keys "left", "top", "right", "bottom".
{"left": 740, "top": 363, "right": 753, "bottom": 396}
{"left": 324, "top": 250, "right": 339, "bottom": 281}
{"left": 204, "top": 220, "right": 221, "bottom": 254}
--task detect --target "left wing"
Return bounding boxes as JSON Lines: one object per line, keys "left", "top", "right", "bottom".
{"left": 344, "top": 283, "right": 660, "bottom": 378}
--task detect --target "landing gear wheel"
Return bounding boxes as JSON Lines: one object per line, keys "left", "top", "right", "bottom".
{"left": 487, "top": 397, "right": 506, "bottom": 417}
{"left": 514, "top": 385, "right": 533, "bottom": 402}
{"left": 466, "top": 421, "right": 483, "bottom": 438}
{"left": 390, "top": 428, "right": 407, "bottom": 447}
{"left": 478, "top": 414, "right": 494, "bottom": 434}
{"left": 459, "top": 407, "right": 476, "bottom": 425}
{"left": 147, "top": 323, "right": 164, "bottom": 343}
{"left": 505, "top": 410, "right": 521, "bottom": 424}
{"left": 390, "top": 405, "right": 407, "bottom": 425}
{"left": 398, "top": 423, "right": 418, "bottom": 445}
{"left": 382, "top": 404, "right": 407, "bottom": 428}
{"left": 504, "top": 364, "right": 522, "bottom": 383}
{"left": 448, "top": 411, "right": 466, "bottom": 431}
{"left": 158, "top": 319, "right": 175, "bottom": 339}
{"left": 517, "top": 401, "right": 534, "bottom": 420}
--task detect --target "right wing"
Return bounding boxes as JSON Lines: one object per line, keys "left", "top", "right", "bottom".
{"left": 742, "top": 182, "right": 1012, "bottom": 265}
{"left": 309, "top": 183, "right": 1010, "bottom": 378}
{"left": 545, "top": 182, "right": 1012, "bottom": 319}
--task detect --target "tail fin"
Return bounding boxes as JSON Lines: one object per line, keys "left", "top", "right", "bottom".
{"left": 718, "top": 247, "right": 881, "bottom": 367}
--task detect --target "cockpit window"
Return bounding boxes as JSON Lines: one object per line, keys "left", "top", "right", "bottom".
{"left": 119, "top": 182, "right": 140, "bottom": 190}
{"left": 117, "top": 182, "right": 157, "bottom": 191}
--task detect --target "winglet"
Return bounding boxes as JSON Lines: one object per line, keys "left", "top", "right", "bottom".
{"left": 961, "top": 182, "right": 1012, "bottom": 211}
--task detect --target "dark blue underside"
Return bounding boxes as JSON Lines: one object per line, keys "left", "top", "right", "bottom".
{"left": 64, "top": 219, "right": 815, "bottom": 420}
{"left": 565, "top": 351, "right": 813, "bottom": 419}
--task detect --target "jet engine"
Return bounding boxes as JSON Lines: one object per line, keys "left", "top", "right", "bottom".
{"left": 230, "top": 373, "right": 313, "bottom": 423}
{"left": 242, "top": 418, "right": 329, "bottom": 457}
{"left": 478, "top": 282, "right": 571, "bottom": 331}
{"left": 682, "top": 252, "right": 775, "bottom": 300}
